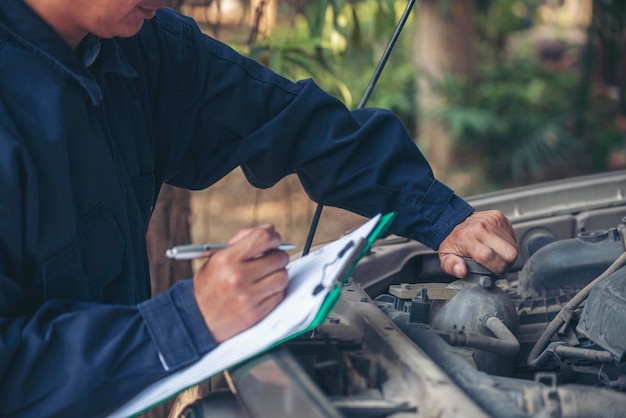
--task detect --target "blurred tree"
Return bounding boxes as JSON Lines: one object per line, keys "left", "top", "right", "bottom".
{"left": 415, "top": 0, "right": 626, "bottom": 191}
{"left": 142, "top": 183, "right": 195, "bottom": 405}
{"left": 143, "top": 194, "right": 194, "bottom": 417}
{"left": 591, "top": 0, "right": 626, "bottom": 113}
{"left": 146, "top": 4, "right": 192, "bottom": 299}
{"left": 414, "top": 0, "right": 477, "bottom": 180}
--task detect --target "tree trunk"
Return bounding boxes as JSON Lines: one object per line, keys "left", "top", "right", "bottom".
{"left": 147, "top": 184, "right": 193, "bottom": 296}
{"left": 414, "top": 0, "right": 476, "bottom": 181}
{"left": 142, "top": 184, "right": 193, "bottom": 418}
{"left": 250, "top": 0, "right": 277, "bottom": 35}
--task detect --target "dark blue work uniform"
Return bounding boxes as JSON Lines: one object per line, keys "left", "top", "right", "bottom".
{"left": 0, "top": 1, "right": 473, "bottom": 416}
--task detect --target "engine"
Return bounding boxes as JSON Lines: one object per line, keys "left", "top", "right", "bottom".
{"left": 372, "top": 219, "right": 626, "bottom": 417}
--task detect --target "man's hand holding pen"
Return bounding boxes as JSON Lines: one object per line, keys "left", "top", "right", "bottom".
{"left": 192, "top": 224, "right": 290, "bottom": 343}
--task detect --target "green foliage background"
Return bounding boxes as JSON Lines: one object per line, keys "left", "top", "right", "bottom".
{"left": 220, "top": 0, "right": 625, "bottom": 193}
{"left": 234, "top": 0, "right": 417, "bottom": 126}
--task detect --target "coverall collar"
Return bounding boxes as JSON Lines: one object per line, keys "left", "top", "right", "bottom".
{"left": 0, "top": 0, "right": 138, "bottom": 105}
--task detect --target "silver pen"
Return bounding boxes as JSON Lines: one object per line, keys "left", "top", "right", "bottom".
{"left": 166, "top": 243, "right": 296, "bottom": 260}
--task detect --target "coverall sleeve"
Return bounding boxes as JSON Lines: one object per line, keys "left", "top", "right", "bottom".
{"left": 141, "top": 11, "right": 474, "bottom": 250}
{"left": 0, "top": 110, "right": 216, "bottom": 417}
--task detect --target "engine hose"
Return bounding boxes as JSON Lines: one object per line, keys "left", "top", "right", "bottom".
{"left": 483, "top": 315, "right": 520, "bottom": 356}
{"left": 553, "top": 345, "right": 614, "bottom": 363}
{"left": 447, "top": 315, "right": 520, "bottom": 357}
{"left": 377, "top": 301, "right": 520, "bottom": 357}
{"left": 527, "top": 250, "right": 626, "bottom": 369}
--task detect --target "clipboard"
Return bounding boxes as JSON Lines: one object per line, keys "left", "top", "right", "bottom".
{"left": 110, "top": 212, "right": 396, "bottom": 417}
{"left": 268, "top": 211, "right": 395, "bottom": 350}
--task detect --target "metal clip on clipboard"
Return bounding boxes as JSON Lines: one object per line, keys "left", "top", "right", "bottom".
{"left": 311, "top": 237, "right": 369, "bottom": 296}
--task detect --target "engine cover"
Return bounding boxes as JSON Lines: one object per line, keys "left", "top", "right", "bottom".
{"left": 577, "top": 265, "right": 626, "bottom": 360}
{"left": 518, "top": 229, "right": 624, "bottom": 297}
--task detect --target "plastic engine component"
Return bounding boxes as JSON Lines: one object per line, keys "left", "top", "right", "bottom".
{"left": 577, "top": 265, "right": 626, "bottom": 360}
{"left": 518, "top": 229, "right": 624, "bottom": 297}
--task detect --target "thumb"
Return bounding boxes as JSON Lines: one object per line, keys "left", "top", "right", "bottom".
{"left": 439, "top": 253, "right": 468, "bottom": 278}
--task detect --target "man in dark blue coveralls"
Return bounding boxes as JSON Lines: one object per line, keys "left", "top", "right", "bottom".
{"left": 0, "top": 0, "right": 518, "bottom": 416}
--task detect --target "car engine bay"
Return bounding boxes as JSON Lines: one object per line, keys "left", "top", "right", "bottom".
{"left": 183, "top": 170, "right": 626, "bottom": 418}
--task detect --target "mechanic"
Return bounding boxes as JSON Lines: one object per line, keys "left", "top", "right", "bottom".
{"left": 0, "top": 0, "right": 518, "bottom": 416}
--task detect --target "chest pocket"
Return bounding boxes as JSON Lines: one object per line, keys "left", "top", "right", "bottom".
{"left": 38, "top": 202, "right": 125, "bottom": 302}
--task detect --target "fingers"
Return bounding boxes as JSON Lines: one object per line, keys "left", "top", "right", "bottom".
{"left": 438, "top": 210, "right": 518, "bottom": 278}
{"left": 245, "top": 271, "right": 288, "bottom": 322}
{"left": 193, "top": 224, "right": 290, "bottom": 343}
{"left": 227, "top": 224, "right": 284, "bottom": 260}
